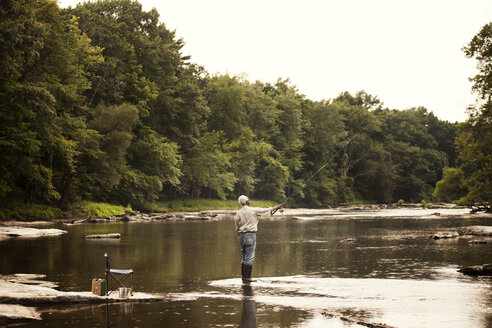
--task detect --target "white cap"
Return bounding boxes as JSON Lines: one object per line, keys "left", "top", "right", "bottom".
{"left": 238, "top": 195, "right": 249, "bottom": 206}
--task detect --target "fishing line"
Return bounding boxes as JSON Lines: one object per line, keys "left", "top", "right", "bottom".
{"left": 271, "top": 162, "right": 330, "bottom": 215}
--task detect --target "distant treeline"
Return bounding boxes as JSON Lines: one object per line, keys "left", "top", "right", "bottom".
{"left": 1, "top": 0, "right": 490, "bottom": 210}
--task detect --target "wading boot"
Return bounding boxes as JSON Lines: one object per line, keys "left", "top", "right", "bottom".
{"left": 242, "top": 263, "right": 249, "bottom": 284}
{"left": 243, "top": 264, "right": 256, "bottom": 284}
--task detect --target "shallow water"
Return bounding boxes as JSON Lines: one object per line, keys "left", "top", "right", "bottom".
{"left": 1, "top": 208, "right": 491, "bottom": 327}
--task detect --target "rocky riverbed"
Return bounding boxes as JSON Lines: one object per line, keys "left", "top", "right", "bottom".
{"left": 0, "top": 227, "right": 67, "bottom": 240}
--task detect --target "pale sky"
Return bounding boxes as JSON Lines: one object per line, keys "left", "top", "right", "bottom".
{"left": 58, "top": 0, "right": 492, "bottom": 123}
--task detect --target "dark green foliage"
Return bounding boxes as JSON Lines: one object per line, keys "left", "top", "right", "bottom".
{"left": 78, "top": 103, "right": 139, "bottom": 200}
{"left": 182, "top": 131, "right": 236, "bottom": 199}
{"left": 0, "top": 0, "right": 102, "bottom": 208}
{"left": 433, "top": 167, "right": 466, "bottom": 202}
{"left": 456, "top": 22, "right": 492, "bottom": 207}
{"left": 0, "top": 0, "right": 466, "bottom": 212}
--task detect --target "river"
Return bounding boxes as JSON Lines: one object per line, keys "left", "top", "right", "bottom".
{"left": 1, "top": 207, "right": 491, "bottom": 327}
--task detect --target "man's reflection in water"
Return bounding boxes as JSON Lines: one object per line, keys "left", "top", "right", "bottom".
{"left": 240, "top": 285, "right": 257, "bottom": 328}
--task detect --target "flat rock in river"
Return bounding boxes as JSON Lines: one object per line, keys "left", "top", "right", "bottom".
{"left": 0, "top": 227, "right": 67, "bottom": 239}
{"left": 85, "top": 233, "right": 121, "bottom": 239}
{"left": 462, "top": 226, "right": 492, "bottom": 236}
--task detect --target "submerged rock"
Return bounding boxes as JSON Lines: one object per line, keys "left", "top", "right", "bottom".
{"left": 430, "top": 231, "right": 460, "bottom": 240}
{"left": 322, "top": 312, "right": 396, "bottom": 328}
{"left": 468, "top": 239, "right": 488, "bottom": 244}
{"left": 431, "top": 232, "right": 457, "bottom": 240}
{"left": 458, "top": 264, "right": 492, "bottom": 276}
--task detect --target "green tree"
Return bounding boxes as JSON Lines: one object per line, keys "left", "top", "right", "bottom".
{"left": 457, "top": 22, "right": 492, "bottom": 207}
{"left": 252, "top": 144, "right": 289, "bottom": 201}
{"left": 0, "top": 0, "right": 102, "bottom": 207}
{"left": 333, "top": 92, "right": 386, "bottom": 203}
{"left": 386, "top": 141, "right": 447, "bottom": 202}
{"left": 206, "top": 75, "right": 247, "bottom": 140}
{"left": 260, "top": 79, "right": 305, "bottom": 202}
{"left": 127, "top": 125, "right": 182, "bottom": 200}
{"left": 183, "top": 132, "right": 236, "bottom": 199}
{"left": 69, "top": 0, "right": 193, "bottom": 204}
{"left": 376, "top": 107, "right": 448, "bottom": 202}
{"left": 301, "top": 100, "right": 344, "bottom": 205}
{"left": 78, "top": 103, "right": 139, "bottom": 199}
{"left": 426, "top": 112, "right": 458, "bottom": 166}
{"left": 68, "top": 0, "right": 158, "bottom": 114}
{"left": 244, "top": 81, "right": 280, "bottom": 142}
{"left": 433, "top": 167, "right": 466, "bottom": 202}
{"left": 268, "top": 79, "right": 304, "bottom": 173}
{"left": 243, "top": 81, "right": 288, "bottom": 201}
{"left": 149, "top": 63, "right": 210, "bottom": 149}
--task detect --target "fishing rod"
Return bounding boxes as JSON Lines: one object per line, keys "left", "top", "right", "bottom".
{"left": 271, "top": 162, "right": 330, "bottom": 215}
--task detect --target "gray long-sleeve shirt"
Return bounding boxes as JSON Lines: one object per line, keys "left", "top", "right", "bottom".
{"left": 234, "top": 205, "right": 273, "bottom": 233}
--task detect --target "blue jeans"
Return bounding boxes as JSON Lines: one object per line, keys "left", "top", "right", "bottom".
{"left": 239, "top": 232, "right": 256, "bottom": 266}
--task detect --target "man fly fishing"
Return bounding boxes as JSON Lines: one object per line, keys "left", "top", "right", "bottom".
{"left": 235, "top": 195, "right": 283, "bottom": 283}
{"left": 235, "top": 163, "right": 329, "bottom": 283}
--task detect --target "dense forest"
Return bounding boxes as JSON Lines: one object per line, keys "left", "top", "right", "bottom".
{"left": 1, "top": 0, "right": 490, "bottom": 212}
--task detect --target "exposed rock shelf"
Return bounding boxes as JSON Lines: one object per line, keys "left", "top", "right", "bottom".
{"left": 0, "top": 274, "right": 176, "bottom": 325}
{"left": 0, "top": 227, "right": 67, "bottom": 240}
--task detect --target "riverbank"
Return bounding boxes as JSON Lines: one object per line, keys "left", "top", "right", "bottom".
{"left": 2, "top": 203, "right": 489, "bottom": 231}
{"left": 0, "top": 199, "right": 277, "bottom": 222}
{"left": 0, "top": 202, "right": 130, "bottom": 222}
{"left": 70, "top": 202, "right": 483, "bottom": 224}
{"left": 0, "top": 202, "right": 484, "bottom": 225}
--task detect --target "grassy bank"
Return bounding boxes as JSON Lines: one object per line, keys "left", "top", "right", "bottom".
{"left": 0, "top": 202, "right": 130, "bottom": 221}
{"left": 0, "top": 203, "right": 63, "bottom": 221}
{"left": 0, "top": 199, "right": 277, "bottom": 221}
{"left": 141, "top": 199, "right": 277, "bottom": 212}
{"left": 69, "top": 202, "right": 131, "bottom": 218}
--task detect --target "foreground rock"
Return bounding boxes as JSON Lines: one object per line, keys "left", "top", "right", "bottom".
{"left": 0, "top": 274, "right": 173, "bottom": 324}
{"left": 458, "top": 264, "right": 492, "bottom": 276}
{"left": 0, "top": 227, "right": 67, "bottom": 240}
